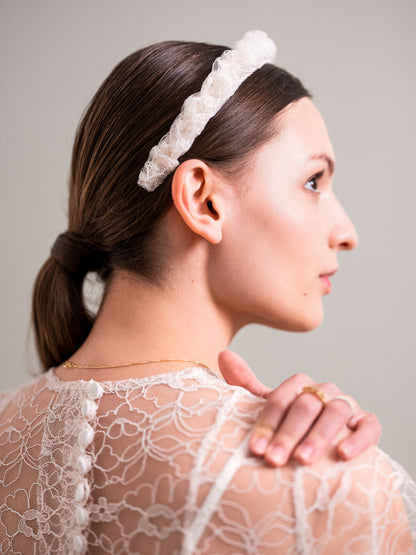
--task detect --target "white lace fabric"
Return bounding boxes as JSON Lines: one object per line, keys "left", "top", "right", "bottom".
{"left": 0, "top": 366, "right": 415, "bottom": 554}
{"left": 137, "top": 30, "right": 277, "bottom": 191}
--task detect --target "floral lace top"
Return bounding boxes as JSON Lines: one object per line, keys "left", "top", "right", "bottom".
{"left": 0, "top": 366, "right": 415, "bottom": 554}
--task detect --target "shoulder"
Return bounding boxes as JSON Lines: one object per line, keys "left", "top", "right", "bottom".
{"left": 94, "top": 366, "right": 267, "bottom": 430}
{"left": 0, "top": 372, "right": 53, "bottom": 416}
{"left": 186, "top": 380, "right": 415, "bottom": 554}
{"left": 207, "top": 444, "right": 415, "bottom": 554}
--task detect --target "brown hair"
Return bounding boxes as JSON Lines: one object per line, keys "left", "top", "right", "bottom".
{"left": 32, "top": 39, "right": 311, "bottom": 371}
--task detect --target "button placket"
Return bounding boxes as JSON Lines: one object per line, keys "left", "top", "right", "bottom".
{"left": 73, "top": 533, "right": 86, "bottom": 553}
{"left": 78, "top": 424, "right": 94, "bottom": 447}
{"left": 75, "top": 506, "right": 89, "bottom": 526}
{"left": 72, "top": 379, "right": 103, "bottom": 553}
{"left": 87, "top": 379, "right": 104, "bottom": 400}
{"left": 81, "top": 398, "right": 97, "bottom": 419}
{"left": 76, "top": 454, "right": 92, "bottom": 475}
{"left": 75, "top": 480, "right": 91, "bottom": 503}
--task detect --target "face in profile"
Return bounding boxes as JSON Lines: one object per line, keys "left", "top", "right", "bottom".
{"left": 208, "top": 97, "right": 358, "bottom": 333}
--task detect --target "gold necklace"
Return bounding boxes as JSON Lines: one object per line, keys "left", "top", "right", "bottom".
{"left": 63, "top": 358, "right": 210, "bottom": 370}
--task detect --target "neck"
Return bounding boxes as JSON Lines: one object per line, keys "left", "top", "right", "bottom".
{"left": 72, "top": 269, "right": 237, "bottom": 376}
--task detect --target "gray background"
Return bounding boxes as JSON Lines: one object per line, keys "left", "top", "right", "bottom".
{"left": 1, "top": 1, "right": 415, "bottom": 472}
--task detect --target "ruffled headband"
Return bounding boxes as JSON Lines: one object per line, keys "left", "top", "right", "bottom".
{"left": 137, "top": 30, "right": 277, "bottom": 192}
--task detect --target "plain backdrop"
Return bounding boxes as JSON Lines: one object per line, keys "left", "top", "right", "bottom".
{"left": 1, "top": 0, "right": 415, "bottom": 473}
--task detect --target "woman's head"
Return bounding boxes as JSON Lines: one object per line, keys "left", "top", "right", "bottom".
{"left": 33, "top": 36, "right": 315, "bottom": 370}
{"left": 200, "top": 97, "right": 358, "bottom": 332}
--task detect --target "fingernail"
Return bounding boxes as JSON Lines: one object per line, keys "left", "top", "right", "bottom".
{"left": 296, "top": 444, "right": 315, "bottom": 462}
{"left": 268, "top": 446, "right": 285, "bottom": 465}
{"left": 250, "top": 437, "right": 268, "bottom": 455}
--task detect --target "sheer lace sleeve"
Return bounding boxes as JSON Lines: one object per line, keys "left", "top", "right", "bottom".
{"left": 190, "top": 448, "right": 416, "bottom": 554}
{"left": 0, "top": 368, "right": 415, "bottom": 554}
{"left": 180, "top": 391, "right": 416, "bottom": 555}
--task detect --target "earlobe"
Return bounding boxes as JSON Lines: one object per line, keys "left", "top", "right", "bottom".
{"left": 171, "top": 159, "right": 223, "bottom": 244}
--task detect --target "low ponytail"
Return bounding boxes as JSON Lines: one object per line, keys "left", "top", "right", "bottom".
{"left": 32, "top": 233, "right": 107, "bottom": 370}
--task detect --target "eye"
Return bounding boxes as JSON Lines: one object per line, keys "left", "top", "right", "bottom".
{"left": 304, "top": 171, "right": 324, "bottom": 194}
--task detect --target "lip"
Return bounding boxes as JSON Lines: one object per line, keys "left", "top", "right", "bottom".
{"left": 320, "top": 268, "right": 338, "bottom": 278}
{"left": 319, "top": 268, "right": 338, "bottom": 293}
{"left": 320, "top": 275, "right": 332, "bottom": 293}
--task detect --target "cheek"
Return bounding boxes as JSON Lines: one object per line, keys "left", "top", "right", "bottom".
{"left": 207, "top": 205, "right": 324, "bottom": 330}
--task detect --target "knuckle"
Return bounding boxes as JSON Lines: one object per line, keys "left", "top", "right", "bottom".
{"left": 267, "top": 388, "right": 285, "bottom": 404}
{"left": 293, "top": 372, "right": 310, "bottom": 383}
{"left": 368, "top": 426, "right": 380, "bottom": 444}
{"left": 294, "top": 396, "right": 320, "bottom": 418}
{"left": 328, "top": 400, "right": 350, "bottom": 420}
{"left": 354, "top": 412, "right": 382, "bottom": 444}
{"left": 263, "top": 394, "right": 287, "bottom": 416}
{"left": 367, "top": 411, "right": 380, "bottom": 424}
{"left": 366, "top": 412, "right": 382, "bottom": 437}
{"left": 320, "top": 382, "right": 339, "bottom": 396}
{"left": 363, "top": 410, "right": 379, "bottom": 425}
{"left": 362, "top": 410, "right": 373, "bottom": 421}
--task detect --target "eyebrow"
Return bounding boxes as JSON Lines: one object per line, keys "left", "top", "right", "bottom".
{"left": 309, "top": 154, "right": 335, "bottom": 176}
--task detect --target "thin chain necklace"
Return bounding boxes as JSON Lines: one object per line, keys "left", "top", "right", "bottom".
{"left": 63, "top": 358, "right": 210, "bottom": 370}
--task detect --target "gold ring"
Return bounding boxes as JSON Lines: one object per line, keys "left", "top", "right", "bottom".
{"left": 301, "top": 386, "right": 326, "bottom": 407}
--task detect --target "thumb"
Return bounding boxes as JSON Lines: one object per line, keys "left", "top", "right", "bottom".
{"left": 218, "top": 350, "right": 272, "bottom": 398}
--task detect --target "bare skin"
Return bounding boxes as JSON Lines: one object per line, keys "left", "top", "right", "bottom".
{"left": 55, "top": 98, "right": 381, "bottom": 466}
{"left": 218, "top": 350, "right": 381, "bottom": 465}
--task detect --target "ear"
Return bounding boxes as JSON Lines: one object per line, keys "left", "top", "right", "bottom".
{"left": 171, "top": 159, "right": 224, "bottom": 244}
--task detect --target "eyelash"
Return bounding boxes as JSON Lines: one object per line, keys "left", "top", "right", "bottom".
{"left": 304, "top": 171, "right": 325, "bottom": 194}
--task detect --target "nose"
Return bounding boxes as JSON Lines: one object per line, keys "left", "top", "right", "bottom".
{"left": 329, "top": 200, "right": 358, "bottom": 251}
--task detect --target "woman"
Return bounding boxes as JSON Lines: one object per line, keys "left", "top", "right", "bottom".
{"left": 0, "top": 31, "right": 414, "bottom": 553}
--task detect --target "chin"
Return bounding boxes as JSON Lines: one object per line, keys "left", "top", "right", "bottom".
{"left": 256, "top": 305, "right": 324, "bottom": 333}
{"left": 292, "top": 307, "right": 324, "bottom": 332}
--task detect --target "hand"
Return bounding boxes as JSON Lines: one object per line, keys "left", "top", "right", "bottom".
{"left": 218, "top": 350, "right": 381, "bottom": 467}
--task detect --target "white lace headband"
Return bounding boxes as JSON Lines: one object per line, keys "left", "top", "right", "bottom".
{"left": 137, "top": 30, "right": 277, "bottom": 192}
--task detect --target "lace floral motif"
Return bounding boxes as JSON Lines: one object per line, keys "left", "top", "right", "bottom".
{"left": 137, "top": 30, "right": 277, "bottom": 192}
{"left": 0, "top": 367, "right": 415, "bottom": 554}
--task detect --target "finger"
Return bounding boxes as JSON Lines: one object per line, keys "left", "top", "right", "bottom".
{"left": 293, "top": 397, "right": 356, "bottom": 464}
{"left": 249, "top": 373, "right": 315, "bottom": 456}
{"left": 337, "top": 412, "right": 382, "bottom": 460}
{"left": 218, "top": 350, "right": 272, "bottom": 398}
{"left": 263, "top": 389, "right": 325, "bottom": 466}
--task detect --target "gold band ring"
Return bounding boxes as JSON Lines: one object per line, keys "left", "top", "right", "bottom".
{"left": 301, "top": 386, "right": 326, "bottom": 407}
